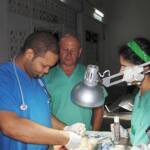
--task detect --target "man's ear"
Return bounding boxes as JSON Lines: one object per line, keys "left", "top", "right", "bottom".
{"left": 24, "top": 49, "right": 34, "bottom": 60}
{"left": 78, "top": 48, "right": 82, "bottom": 57}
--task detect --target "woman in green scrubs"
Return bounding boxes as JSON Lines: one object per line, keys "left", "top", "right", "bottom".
{"left": 118, "top": 37, "right": 150, "bottom": 145}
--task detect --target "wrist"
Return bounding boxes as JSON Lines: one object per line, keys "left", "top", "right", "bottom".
{"left": 61, "top": 131, "right": 70, "bottom": 145}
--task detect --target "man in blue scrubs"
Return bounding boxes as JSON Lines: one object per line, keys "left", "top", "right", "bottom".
{"left": 0, "top": 31, "right": 83, "bottom": 150}
{"left": 44, "top": 34, "right": 107, "bottom": 131}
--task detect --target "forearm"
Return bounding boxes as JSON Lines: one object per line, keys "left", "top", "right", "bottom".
{"left": 51, "top": 115, "right": 66, "bottom": 130}
{"left": 92, "top": 107, "right": 104, "bottom": 131}
{"left": 0, "top": 112, "right": 68, "bottom": 145}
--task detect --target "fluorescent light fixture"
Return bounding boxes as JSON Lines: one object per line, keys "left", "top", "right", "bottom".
{"left": 93, "top": 13, "right": 103, "bottom": 22}
{"left": 60, "top": 0, "right": 66, "bottom": 3}
{"left": 94, "top": 8, "right": 104, "bottom": 17}
{"left": 93, "top": 8, "right": 104, "bottom": 22}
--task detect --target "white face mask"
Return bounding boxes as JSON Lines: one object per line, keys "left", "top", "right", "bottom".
{"left": 122, "top": 65, "right": 145, "bottom": 85}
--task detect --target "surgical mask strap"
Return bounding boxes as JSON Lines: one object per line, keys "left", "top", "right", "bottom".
{"left": 127, "top": 40, "right": 150, "bottom": 62}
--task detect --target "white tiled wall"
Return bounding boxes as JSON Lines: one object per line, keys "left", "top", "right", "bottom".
{"left": 0, "top": 0, "right": 105, "bottom": 70}
{"left": 0, "top": 0, "right": 77, "bottom": 62}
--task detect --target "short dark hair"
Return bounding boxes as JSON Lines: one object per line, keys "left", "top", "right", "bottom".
{"left": 20, "top": 31, "right": 59, "bottom": 55}
{"left": 119, "top": 37, "right": 150, "bottom": 65}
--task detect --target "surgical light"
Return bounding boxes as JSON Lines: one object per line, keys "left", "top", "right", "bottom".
{"left": 71, "top": 62, "right": 150, "bottom": 108}
{"left": 71, "top": 65, "right": 105, "bottom": 107}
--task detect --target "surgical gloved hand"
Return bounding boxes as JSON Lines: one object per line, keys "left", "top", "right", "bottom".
{"left": 65, "top": 131, "right": 81, "bottom": 149}
{"left": 110, "top": 123, "right": 129, "bottom": 139}
{"left": 64, "top": 122, "right": 86, "bottom": 136}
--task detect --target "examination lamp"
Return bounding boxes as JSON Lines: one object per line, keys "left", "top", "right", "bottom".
{"left": 71, "top": 65, "right": 105, "bottom": 107}
{"left": 71, "top": 61, "right": 150, "bottom": 108}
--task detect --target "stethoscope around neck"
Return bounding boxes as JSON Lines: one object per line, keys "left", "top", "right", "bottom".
{"left": 12, "top": 57, "right": 51, "bottom": 111}
{"left": 12, "top": 56, "right": 28, "bottom": 111}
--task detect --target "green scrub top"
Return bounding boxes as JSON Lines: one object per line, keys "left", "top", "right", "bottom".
{"left": 44, "top": 64, "right": 107, "bottom": 130}
{"left": 130, "top": 90, "right": 150, "bottom": 145}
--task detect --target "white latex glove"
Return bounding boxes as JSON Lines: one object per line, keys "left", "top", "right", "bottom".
{"left": 64, "top": 123, "right": 86, "bottom": 136}
{"left": 65, "top": 131, "right": 81, "bottom": 149}
{"left": 110, "top": 123, "right": 129, "bottom": 139}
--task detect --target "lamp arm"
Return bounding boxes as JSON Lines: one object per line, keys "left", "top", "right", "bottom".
{"left": 98, "top": 70, "right": 110, "bottom": 78}
{"left": 101, "top": 61, "right": 150, "bottom": 87}
{"left": 102, "top": 72, "right": 123, "bottom": 87}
